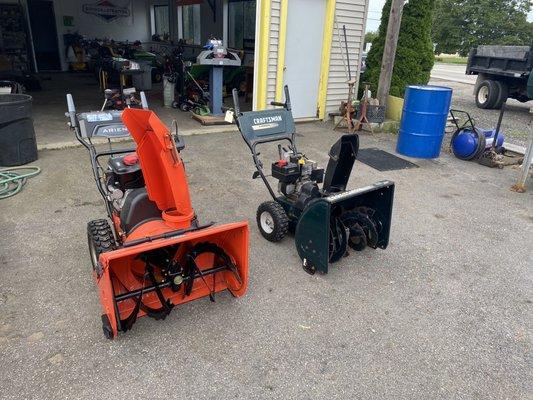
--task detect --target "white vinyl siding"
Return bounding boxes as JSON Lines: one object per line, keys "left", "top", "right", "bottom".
{"left": 258, "top": 0, "right": 368, "bottom": 116}
{"left": 266, "top": 0, "right": 281, "bottom": 105}
{"left": 325, "top": 0, "right": 368, "bottom": 115}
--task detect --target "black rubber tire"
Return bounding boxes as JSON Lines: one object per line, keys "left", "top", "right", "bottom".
{"left": 101, "top": 314, "right": 114, "bottom": 340}
{"left": 87, "top": 219, "right": 116, "bottom": 272}
{"left": 493, "top": 81, "right": 509, "bottom": 109}
{"left": 475, "top": 80, "right": 499, "bottom": 109}
{"left": 256, "top": 201, "right": 289, "bottom": 242}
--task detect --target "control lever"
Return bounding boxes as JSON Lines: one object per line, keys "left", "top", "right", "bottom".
{"left": 283, "top": 85, "right": 292, "bottom": 111}
{"left": 171, "top": 119, "right": 185, "bottom": 151}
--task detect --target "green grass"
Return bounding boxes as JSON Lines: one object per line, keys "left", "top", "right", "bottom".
{"left": 435, "top": 56, "right": 468, "bottom": 65}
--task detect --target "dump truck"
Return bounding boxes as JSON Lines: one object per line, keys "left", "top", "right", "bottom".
{"left": 466, "top": 45, "right": 533, "bottom": 109}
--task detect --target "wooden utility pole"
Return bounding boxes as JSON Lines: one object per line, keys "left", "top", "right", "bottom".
{"left": 376, "top": 0, "right": 405, "bottom": 107}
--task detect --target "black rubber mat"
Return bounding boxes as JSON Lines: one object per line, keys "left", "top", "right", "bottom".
{"left": 357, "top": 148, "right": 419, "bottom": 171}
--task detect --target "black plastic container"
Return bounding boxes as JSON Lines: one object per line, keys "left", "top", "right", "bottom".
{"left": 0, "top": 94, "right": 38, "bottom": 166}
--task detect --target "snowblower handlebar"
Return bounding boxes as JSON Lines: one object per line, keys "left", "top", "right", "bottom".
{"left": 66, "top": 94, "right": 77, "bottom": 128}
{"left": 270, "top": 85, "right": 291, "bottom": 111}
{"left": 232, "top": 88, "right": 240, "bottom": 116}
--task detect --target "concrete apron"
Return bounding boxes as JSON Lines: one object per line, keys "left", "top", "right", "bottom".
{"left": 39, "top": 124, "right": 241, "bottom": 151}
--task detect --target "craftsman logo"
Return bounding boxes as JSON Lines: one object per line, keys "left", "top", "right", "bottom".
{"left": 82, "top": 0, "right": 131, "bottom": 22}
{"left": 253, "top": 115, "right": 282, "bottom": 125}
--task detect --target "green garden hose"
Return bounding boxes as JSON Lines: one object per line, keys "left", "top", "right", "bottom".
{"left": 0, "top": 166, "right": 41, "bottom": 199}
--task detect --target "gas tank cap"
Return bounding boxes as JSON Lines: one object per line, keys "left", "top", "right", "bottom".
{"left": 123, "top": 153, "right": 139, "bottom": 166}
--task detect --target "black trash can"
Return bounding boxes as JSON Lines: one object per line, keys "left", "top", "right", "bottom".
{"left": 0, "top": 94, "right": 38, "bottom": 166}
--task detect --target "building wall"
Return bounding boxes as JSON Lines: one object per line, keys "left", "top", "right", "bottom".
{"left": 256, "top": 0, "right": 368, "bottom": 118}
{"left": 51, "top": 0, "right": 152, "bottom": 70}
{"left": 325, "top": 0, "right": 368, "bottom": 114}
{"left": 199, "top": 2, "right": 223, "bottom": 44}
{"left": 264, "top": 0, "right": 280, "bottom": 106}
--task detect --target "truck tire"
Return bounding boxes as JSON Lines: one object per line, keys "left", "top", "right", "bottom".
{"left": 475, "top": 80, "right": 499, "bottom": 109}
{"left": 493, "top": 81, "right": 509, "bottom": 109}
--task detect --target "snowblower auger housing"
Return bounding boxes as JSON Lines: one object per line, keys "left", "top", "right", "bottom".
{"left": 232, "top": 86, "right": 394, "bottom": 274}
{"left": 66, "top": 94, "right": 248, "bottom": 339}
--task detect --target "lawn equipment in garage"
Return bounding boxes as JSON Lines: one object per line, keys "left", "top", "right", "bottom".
{"left": 231, "top": 86, "right": 395, "bottom": 275}
{"left": 66, "top": 95, "right": 249, "bottom": 339}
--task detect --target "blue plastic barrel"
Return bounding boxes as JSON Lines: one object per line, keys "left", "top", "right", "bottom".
{"left": 396, "top": 85, "right": 453, "bottom": 158}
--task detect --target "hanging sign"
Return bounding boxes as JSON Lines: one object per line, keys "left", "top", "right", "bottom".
{"left": 81, "top": 0, "right": 133, "bottom": 25}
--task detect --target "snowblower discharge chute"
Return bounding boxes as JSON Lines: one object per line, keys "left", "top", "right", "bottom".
{"left": 67, "top": 95, "right": 248, "bottom": 339}
{"left": 232, "top": 86, "right": 394, "bottom": 275}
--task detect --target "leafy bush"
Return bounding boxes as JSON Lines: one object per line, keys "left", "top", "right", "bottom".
{"left": 362, "top": 0, "right": 436, "bottom": 98}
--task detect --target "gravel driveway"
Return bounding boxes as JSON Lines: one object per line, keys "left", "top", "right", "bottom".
{"left": 429, "top": 78, "right": 532, "bottom": 148}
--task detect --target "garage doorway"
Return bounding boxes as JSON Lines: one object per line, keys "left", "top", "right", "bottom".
{"left": 283, "top": 0, "right": 326, "bottom": 118}
{"left": 27, "top": 0, "right": 61, "bottom": 71}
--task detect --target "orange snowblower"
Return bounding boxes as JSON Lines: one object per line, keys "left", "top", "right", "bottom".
{"left": 66, "top": 94, "right": 248, "bottom": 339}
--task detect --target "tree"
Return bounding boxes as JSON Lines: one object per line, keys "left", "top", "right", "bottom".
{"left": 364, "top": 31, "right": 378, "bottom": 48}
{"left": 433, "top": 0, "right": 533, "bottom": 56}
{"left": 363, "top": 0, "right": 436, "bottom": 98}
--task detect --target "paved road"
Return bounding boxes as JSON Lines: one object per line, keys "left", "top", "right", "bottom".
{"left": 431, "top": 63, "right": 476, "bottom": 85}
{"left": 430, "top": 63, "right": 532, "bottom": 147}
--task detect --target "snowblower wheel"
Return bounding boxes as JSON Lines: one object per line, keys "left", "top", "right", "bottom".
{"left": 256, "top": 201, "right": 289, "bottom": 242}
{"left": 101, "top": 314, "right": 114, "bottom": 340}
{"left": 87, "top": 219, "right": 116, "bottom": 273}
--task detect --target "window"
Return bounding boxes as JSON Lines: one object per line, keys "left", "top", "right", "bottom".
{"left": 154, "top": 5, "right": 170, "bottom": 38}
{"left": 228, "top": 0, "right": 256, "bottom": 49}
{"left": 182, "top": 5, "right": 201, "bottom": 45}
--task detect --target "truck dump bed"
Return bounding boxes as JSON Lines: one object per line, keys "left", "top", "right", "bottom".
{"left": 467, "top": 45, "right": 533, "bottom": 78}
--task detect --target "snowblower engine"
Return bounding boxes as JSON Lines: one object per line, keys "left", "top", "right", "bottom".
{"left": 67, "top": 95, "right": 249, "bottom": 339}
{"left": 271, "top": 149, "right": 325, "bottom": 209}
{"left": 232, "top": 86, "right": 395, "bottom": 275}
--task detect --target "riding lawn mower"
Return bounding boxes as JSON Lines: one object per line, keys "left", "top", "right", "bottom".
{"left": 66, "top": 95, "right": 249, "bottom": 339}
{"left": 232, "top": 86, "right": 395, "bottom": 275}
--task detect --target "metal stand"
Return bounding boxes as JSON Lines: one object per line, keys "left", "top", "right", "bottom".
{"left": 209, "top": 66, "right": 224, "bottom": 115}
{"left": 511, "top": 115, "right": 533, "bottom": 192}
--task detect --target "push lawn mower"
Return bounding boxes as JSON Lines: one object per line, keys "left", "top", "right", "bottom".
{"left": 165, "top": 43, "right": 210, "bottom": 114}
{"left": 66, "top": 95, "right": 248, "bottom": 339}
{"left": 232, "top": 86, "right": 395, "bottom": 275}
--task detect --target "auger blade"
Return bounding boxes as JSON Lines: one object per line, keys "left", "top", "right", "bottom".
{"left": 294, "top": 181, "right": 394, "bottom": 274}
